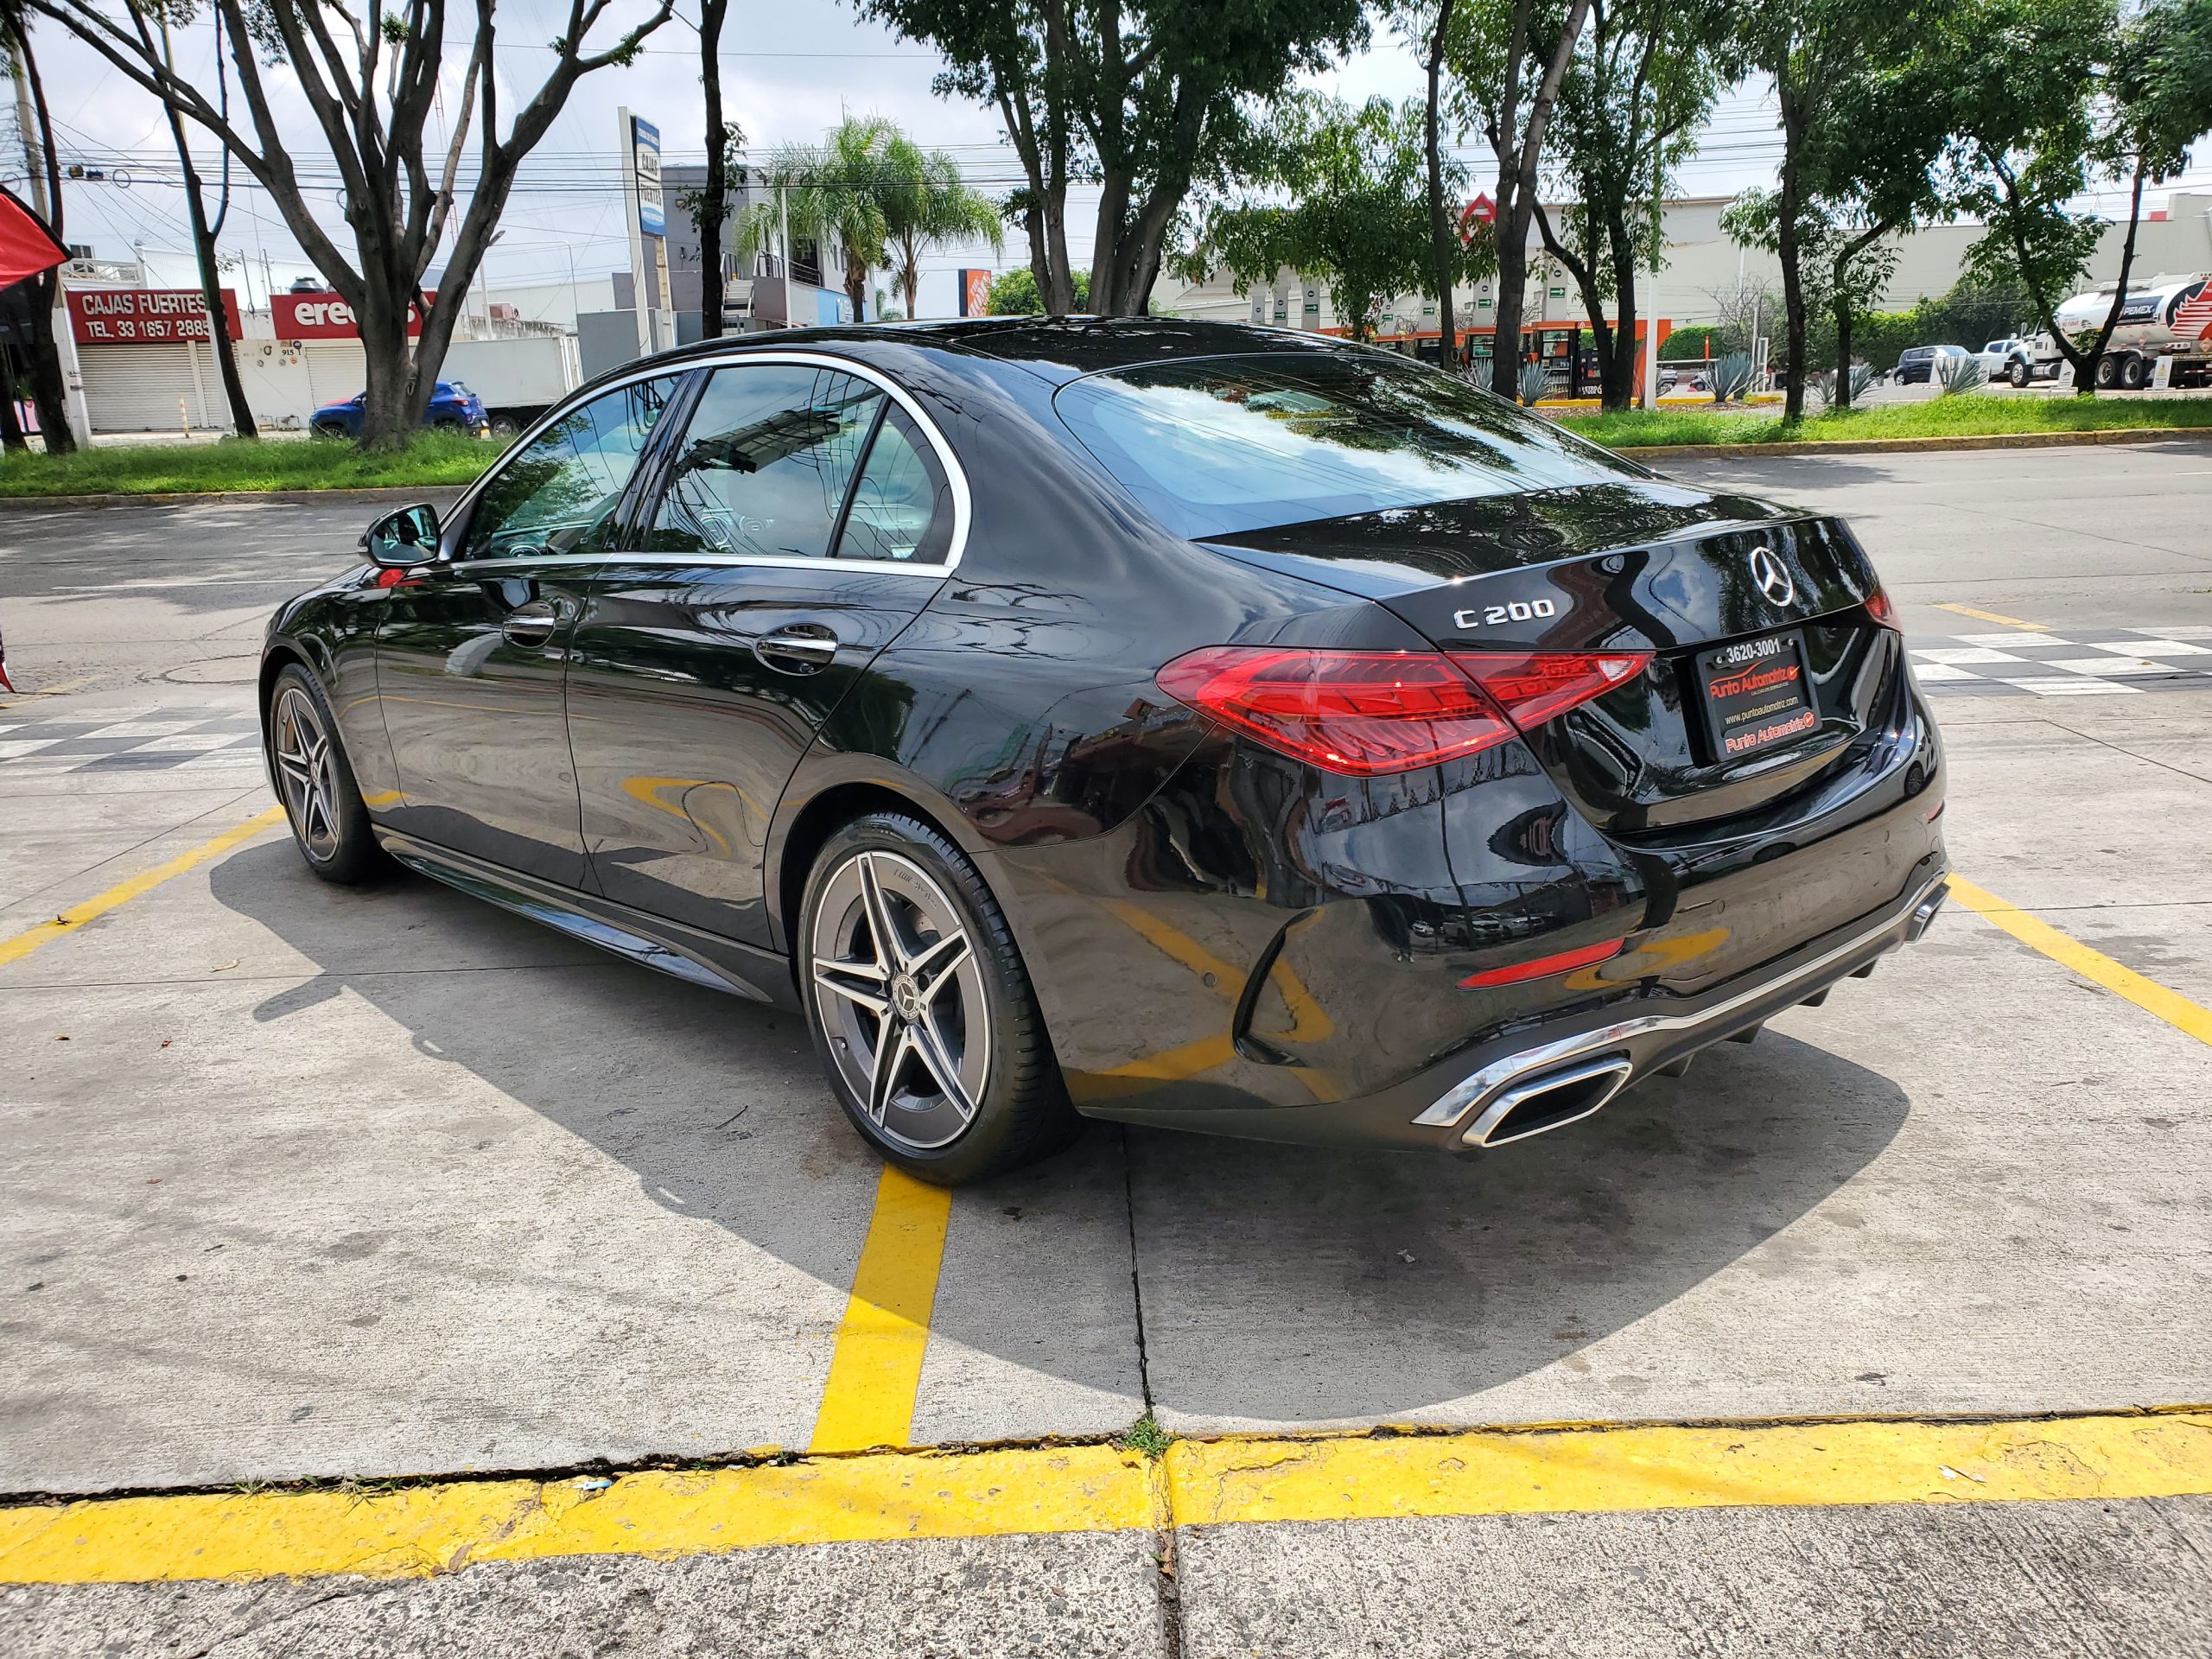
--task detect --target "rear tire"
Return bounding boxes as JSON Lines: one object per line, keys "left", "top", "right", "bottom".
{"left": 799, "top": 812, "right": 1078, "bottom": 1185}
{"left": 2008, "top": 359, "right": 2031, "bottom": 388}
{"left": 2120, "top": 353, "right": 2150, "bottom": 390}
{"left": 2094, "top": 353, "right": 2121, "bottom": 389}
{"left": 265, "top": 664, "right": 383, "bottom": 886}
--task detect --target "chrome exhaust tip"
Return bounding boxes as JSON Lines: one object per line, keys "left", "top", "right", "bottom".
{"left": 1464, "top": 1056, "right": 1636, "bottom": 1148}
{"left": 1904, "top": 881, "right": 1948, "bottom": 943}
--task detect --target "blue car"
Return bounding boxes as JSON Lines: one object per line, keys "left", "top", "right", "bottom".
{"left": 311, "top": 380, "right": 487, "bottom": 439}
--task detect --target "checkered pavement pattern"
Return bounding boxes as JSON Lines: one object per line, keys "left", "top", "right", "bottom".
{"left": 0, "top": 706, "right": 266, "bottom": 774}
{"left": 1907, "top": 626, "right": 2212, "bottom": 697}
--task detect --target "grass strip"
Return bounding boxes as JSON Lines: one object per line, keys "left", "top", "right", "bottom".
{"left": 0, "top": 432, "right": 501, "bottom": 498}
{"left": 1561, "top": 392, "right": 2212, "bottom": 449}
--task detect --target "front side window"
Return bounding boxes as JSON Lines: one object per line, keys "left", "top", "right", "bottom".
{"left": 462, "top": 375, "right": 678, "bottom": 559}
{"left": 1052, "top": 349, "right": 1643, "bottom": 541}
{"left": 647, "top": 365, "right": 884, "bottom": 560}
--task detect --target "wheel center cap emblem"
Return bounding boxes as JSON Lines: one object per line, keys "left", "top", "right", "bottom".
{"left": 890, "top": 974, "right": 925, "bottom": 1023}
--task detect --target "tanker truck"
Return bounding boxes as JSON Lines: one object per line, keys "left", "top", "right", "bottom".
{"left": 2025, "top": 273, "right": 2212, "bottom": 389}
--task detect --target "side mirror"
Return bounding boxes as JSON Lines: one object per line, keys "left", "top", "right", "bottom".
{"left": 362, "top": 503, "right": 441, "bottom": 568}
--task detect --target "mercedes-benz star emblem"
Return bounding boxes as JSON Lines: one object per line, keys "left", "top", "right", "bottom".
{"left": 1748, "top": 545, "right": 1796, "bottom": 608}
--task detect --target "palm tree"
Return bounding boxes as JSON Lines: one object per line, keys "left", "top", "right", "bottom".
{"left": 734, "top": 115, "right": 898, "bottom": 323}
{"left": 879, "top": 137, "right": 1004, "bottom": 321}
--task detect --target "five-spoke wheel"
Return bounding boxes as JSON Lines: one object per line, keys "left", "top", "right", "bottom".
{"left": 264, "top": 663, "right": 380, "bottom": 884}
{"left": 799, "top": 813, "right": 1077, "bottom": 1183}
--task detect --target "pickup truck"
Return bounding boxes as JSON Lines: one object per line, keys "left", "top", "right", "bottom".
{"left": 1974, "top": 338, "right": 2044, "bottom": 386}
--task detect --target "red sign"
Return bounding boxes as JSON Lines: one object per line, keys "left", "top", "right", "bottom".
{"left": 957, "top": 268, "right": 992, "bottom": 318}
{"left": 68, "top": 287, "right": 242, "bottom": 344}
{"left": 1459, "top": 194, "right": 1497, "bottom": 242}
{"left": 274, "top": 291, "right": 429, "bottom": 340}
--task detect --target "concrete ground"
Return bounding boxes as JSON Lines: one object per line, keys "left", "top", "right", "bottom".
{"left": 3, "top": 443, "right": 2211, "bottom": 1654}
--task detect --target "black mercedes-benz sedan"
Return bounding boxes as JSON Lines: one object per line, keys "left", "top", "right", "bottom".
{"left": 261, "top": 318, "right": 1947, "bottom": 1184}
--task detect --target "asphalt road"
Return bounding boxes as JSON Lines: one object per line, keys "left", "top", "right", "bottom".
{"left": 3, "top": 443, "right": 2211, "bottom": 1656}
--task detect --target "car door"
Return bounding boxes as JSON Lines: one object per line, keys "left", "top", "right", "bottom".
{"left": 560, "top": 357, "right": 961, "bottom": 948}
{"left": 374, "top": 373, "right": 683, "bottom": 887}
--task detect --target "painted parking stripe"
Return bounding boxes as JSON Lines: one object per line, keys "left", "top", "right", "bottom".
{"left": 1949, "top": 877, "right": 2212, "bottom": 1047}
{"left": 1933, "top": 602, "right": 2049, "bottom": 631}
{"left": 808, "top": 1166, "right": 954, "bottom": 1453}
{"left": 0, "top": 804, "right": 286, "bottom": 971}
{"left": 5, "top": 1409, "right": 2208, "bottom": 1586}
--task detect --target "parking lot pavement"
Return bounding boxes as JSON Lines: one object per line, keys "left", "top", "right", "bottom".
{"left": 5, "top": 450, "right": 2212, "bottom": 1654}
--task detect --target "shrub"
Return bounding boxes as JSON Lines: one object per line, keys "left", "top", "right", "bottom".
{"left": 1711, "top": 353, "right": 1755, "bottom": 403}
{"left": 1935, "top": 354, "right": 1988, "bottom": 395}
{"left": 1518, "top": 359, "right": 1549, "bottom": 406}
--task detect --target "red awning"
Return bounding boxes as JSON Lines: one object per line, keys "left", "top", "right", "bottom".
{"left": 0, "top": 186, "right": 68, "bottom": 290}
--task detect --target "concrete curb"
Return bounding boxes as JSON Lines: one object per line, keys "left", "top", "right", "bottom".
{"left": 0, "top": 485, "right": 468, "bottom": 512}
{"left": 1616, "top": 425, "right": 2212, "bottom": 462}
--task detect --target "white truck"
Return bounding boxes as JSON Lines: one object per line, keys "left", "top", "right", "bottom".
{"left": 438, "top": 335, "right": 583, "bottom": 434}
{"left": 2027, "top": 273, "right": 2212, "bottom": 390}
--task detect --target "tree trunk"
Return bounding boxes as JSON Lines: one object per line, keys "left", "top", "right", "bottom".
{"left": 1836, "top": 305, "right": 1853, "bottom": 411}
{"left": 1774, "top": 89, "right": 1807, "bottom": 423}
{"left": 10, "top": 14, "right": 71, "bottom": 452}
{"left": 2075, "top": 159, "right": 2148, "bottom": 397}
{"left": 0, "top": 352, "right": 25, "bottom": 452}
{"left": 697, "top": 0, "right": 728, "bottom": 340}
{"left": 167, "top": 111, "right": 256, "bottom": 437}
{"left": 1424, "top": 0, "right": 1458, "bottom": 367}
{"left": 1490, "top": 200, "right": 1530, "bottom": 401}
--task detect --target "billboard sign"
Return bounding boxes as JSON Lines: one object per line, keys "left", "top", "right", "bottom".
{"left": 68, "top": 287, "right": 242, "bottom": 344}
{"left": 632, "top": 117, "right": 664, "bottom": 238}
{"left": 273, "top": 292, "right": 428, "bottom": 339}
{"left": 957, "top": 268, "right": 992, "bottom": 317}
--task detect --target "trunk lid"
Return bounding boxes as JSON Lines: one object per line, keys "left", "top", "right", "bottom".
{"left": 1200, "top": 480, "right": 1904, "bottom": 834}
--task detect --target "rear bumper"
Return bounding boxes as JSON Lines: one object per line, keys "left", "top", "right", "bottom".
{"left": 1075, "top": 851, "right": 1947, "bottom": 1153}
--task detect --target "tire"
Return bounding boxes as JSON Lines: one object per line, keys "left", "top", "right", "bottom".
{"left": 432, "top": 416, "right": 465, "bottom": 434}
{"left": 799, "top": 812, "right": 1078, "bottom": 1185}
{"left": 2120, "top": 354, "right": 2150, "bottom": 391}
{"left": 311, "top": 422, "right": 349, "bottom": 441}
{"left": 265, "top": 664, "right": 384, "bottom": 886}
{"left": 2094, "top": 353, "right": 2121, "bottom": 389}
{"left": 2008, "top": 359, "right": 2031, "bottom": 388}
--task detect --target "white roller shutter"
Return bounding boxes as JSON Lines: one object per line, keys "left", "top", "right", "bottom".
{"left": 303, "top": 340, "right": 369, "bottom": 410}
{"left": 77, "top": 343, "right": 220, "bottom": 434}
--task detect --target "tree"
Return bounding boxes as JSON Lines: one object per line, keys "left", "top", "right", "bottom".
{"left": 735, "top": 115, "right": 899, "bottom": 322}
{"left": 880, "top": 136, "right": 1002, "bottom": 321}
{"left": 1536, "top": 0, "right": 1729, "bottom": 410}
{"left": 854, "top": 0, "right": 1368, "bottom": 318}
{"left": 32, "top": 0, "right": 675, "bottom": 447}
{"left": 696, "top": 0, "right": 734, "bottom": 339}
{"left": 142, "top": 2, "right": 255, "bottom": 437}
{"left": 1448, "top": 0, "right": 1592, "bottom": 400}
{"left": 1936, "top": 0, "right": 2164, "bottom": 393}
{"left": 986, "top": 264, "right": 1088, "bottom": 313}
{"left": 1177, "top": 95, "right": 1442, "bottom": 345}
{"left": 0, "top": 6, "right": 74, "bottom": 450}
{"left": 1389, "top": 0, "right": 1466, "bottom": 366}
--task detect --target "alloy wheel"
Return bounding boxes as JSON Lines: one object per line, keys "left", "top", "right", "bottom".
{"left": 272, "top": 685, "right": 341, "bottom": 861}
{"left": 810, "top": 849, "right": 991, "bottom": 1151}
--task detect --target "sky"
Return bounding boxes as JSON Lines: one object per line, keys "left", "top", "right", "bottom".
{"left": 13, "top": 0, "right": 2209, "bottom": 321}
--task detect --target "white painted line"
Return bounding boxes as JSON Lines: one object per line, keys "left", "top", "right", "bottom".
{"left": 1915, "top": 647, "right": 2030, "bottom": 664}
{"left": 1998, "top": 677, "right": 2144, "bottom": 696}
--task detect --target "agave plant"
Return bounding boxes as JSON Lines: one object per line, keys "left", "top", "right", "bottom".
{"left": 1849, "top": 362, "right": 1875, "bottom": 403}
{"left": 1805, "top": 369, "right": 1836, "bottom": 409}
{"left": 1935, "top": 353, "right": 1988, "bottom": 395}
{"left": 1517, "top": 358, "right": 1549, "bottom": 407}
{"left": 1710, "top": 353, "right": 1755, "bottom": 403}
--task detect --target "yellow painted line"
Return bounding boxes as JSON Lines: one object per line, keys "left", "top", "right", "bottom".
{"left": 807, "top": 1166, "right": 954, "bottom": 1453}
{"left": 0, "top": 1444, "right": 1155, "bottom": 1586}
{"left": 1949, "top": 876, "right": 2212, "bottom": 1047}
{"left": 1166, "top": 1410, "right": 2212, "bottom": 1529}
{"left": 0, "top": 804, "right": 286, "bottom": 971}
{"left": 6, "top": 1410, "right": 2209, "bottom": 1586}
{"left": 1933, "top": 602, "right": 2050, "bottom": 631}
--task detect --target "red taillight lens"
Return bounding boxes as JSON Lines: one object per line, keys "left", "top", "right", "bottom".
{"left": 1154, "top": 645, "right": 1652, "bottom": 776}
{"left": 1865, "top": 586, "right": 1897, "bottom": 628}
{"left": 1459, "top": 936, "right": 1624, "bottom": 988}
{"left": 1448, "top": 651, "right": 1654, "bottom": 730}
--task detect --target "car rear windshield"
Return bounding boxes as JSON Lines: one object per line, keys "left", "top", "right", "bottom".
{"left": 1052, "top": 350, "right": 1646, "bottom": 540}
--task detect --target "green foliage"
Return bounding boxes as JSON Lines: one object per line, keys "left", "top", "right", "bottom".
{"left": 1710, "top": 352, "right": 1755, "bottom": 403}
{"left": 1178, "top": 94, "right": 1446, "bottom": 343}
{"left": 733, "top": 115, "right": 904, "bottom": 314}
{"left": 879, "top": 135, "right": 1004, "bottom": 320}
{"left": 987, "top": 266, "right": 1090, "bottom": 314}
{"left": 1561, "top": 394, "right": 2212, "bottom": 448}
{"left": 1934, "top": 354, "right": 1989, "bottom": 394}
{"left": 1115, "top": 1415, "right": 1174, "bottom": 1460}
{"left": 1517, "top": 357, "right": 1549, "bottom": 405}
{"left": 0, "top": 432, "right": 500, "bottom": 498}
{"left": 855, "top": 0, "right": 1369, "bottom": 314}
{"left": 1659, "top": 324, "right": 1721, "bottom": 360}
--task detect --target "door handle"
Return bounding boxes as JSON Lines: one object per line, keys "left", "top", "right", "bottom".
{"left": 501, "top": 601, "right": 562, "bottom": 648}
{"left": 755, "top": 624, "right": 841, "bottom": 674}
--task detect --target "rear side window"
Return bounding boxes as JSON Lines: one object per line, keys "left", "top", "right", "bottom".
{"left": 647, "top": 365, "right": 883, "bottom": 560}
{"left": 834, "top": 405, "right": 953, "bottom": 564}
{"left": 1052, "top": 350, "right": 1643, "bottom": 540}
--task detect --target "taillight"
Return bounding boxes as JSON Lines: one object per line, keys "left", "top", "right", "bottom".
{"left": 1154, "top": 645, "right": 1650, "bottom": 776}
{"left": 1447, "top": 651, "right": 1653, "bottom": 730}
{"left": 1865, "top": 586, "right": 1898, "bottom": 628}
